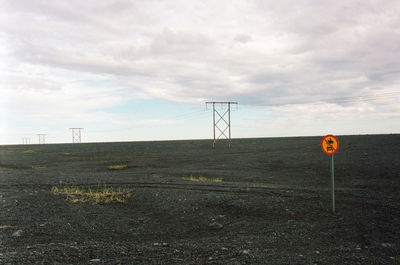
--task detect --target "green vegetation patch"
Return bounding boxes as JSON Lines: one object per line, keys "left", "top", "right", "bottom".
{"left": 52, "top": 186, "right": 132, "bottom": 204}
{"left": 183, "top": 175, "right": 223, "bottom": 183}
{"left": 22, "top": 150, "right": 36, "bottom": 154}
{"left": 108, "top": 164, "right": 128, "bottom": 170}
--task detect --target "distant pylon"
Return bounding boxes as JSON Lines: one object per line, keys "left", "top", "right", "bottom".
{"left": 37, "top": 134, "right": 47, "bottom": 144}
{"left": 205, "top": 101, "right": 238, "bottom": 148}
{"left": 22, "top": 137, "right": 30, "bottom": 145}
{"left": 69, "top": 128, "right": 84, "bottom": 143}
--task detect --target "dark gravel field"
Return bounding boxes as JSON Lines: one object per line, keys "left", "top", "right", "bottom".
{"left": 0, "top": 134, "right": 399, "bottom": 264}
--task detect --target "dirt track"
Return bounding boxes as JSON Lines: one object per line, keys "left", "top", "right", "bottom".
{"left": 1, "top": 135, "right": 399, "bottom": 264}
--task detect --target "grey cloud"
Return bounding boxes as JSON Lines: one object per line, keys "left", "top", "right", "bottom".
{"left": 247, "top": 72, "right": 292, "bottom": 84}
{"left": 1, "top": 0, "right": 400, "bottom": 110}
{"left": 150, "top": 28, "right": 215, "bottom": 58}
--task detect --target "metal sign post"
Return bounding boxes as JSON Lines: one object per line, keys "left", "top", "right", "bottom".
{"left": 331, "top": 154, "right": 335, "bottom": 213}
{"left": 321, "top": 134, "right": 339, "bottom": 214}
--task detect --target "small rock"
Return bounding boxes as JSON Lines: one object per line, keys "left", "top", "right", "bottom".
{"left": 12, "top": 230, "right": 23, "bottom": 237}
{"left": 382, "top": 243, "right": 393, "bottom": 248}
{"left": 316, "top": 250, "right": 320, "bottom": 254}
{"left": 90, "top": 259, "right": 100, "bottom": 262}
{"left": 241, "top": 249, "right": 250, "bottom": 255}
{"left": 209, "top": 222, "right": 223, "bottom": 230}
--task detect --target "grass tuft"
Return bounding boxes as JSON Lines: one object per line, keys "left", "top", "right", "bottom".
{"left": 23, "top": 150, "right": 36, "bottom": 154}
{"left": 183, "top": 175, "right": 223, "bottom": 183}
{"left": 51, "top": 186, "right": 132, "bottom": 204}
{"left": 108, "top": 164, "right": 128, "bottom": 170}
{"left": 32, "top": 165, "right": 46, "bottom": 169}
{"left": 0, "top": 225, "right": 14, "bottom": 229}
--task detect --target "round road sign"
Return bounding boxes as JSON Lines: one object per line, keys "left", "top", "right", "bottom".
{"left": 321, "top": 135, "right": 339, "bottom": 155}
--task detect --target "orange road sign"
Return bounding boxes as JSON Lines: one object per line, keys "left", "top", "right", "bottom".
{"left": 321, "top": 135, "right": 339, "bottom": 155}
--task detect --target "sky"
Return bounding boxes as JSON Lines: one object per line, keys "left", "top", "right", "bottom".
{"left": 0, "top": 0, "right": 399, "bottom": 145}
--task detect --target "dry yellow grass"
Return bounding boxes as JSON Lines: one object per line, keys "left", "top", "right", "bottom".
{"left": 51, "top": 186, "right": 132, "bottom": 204}
{"left": 32, "top": 165, "right": 46, "bottom": 169}
{"left": 108, "top": 164, "right": 128, "bottom": 170}
{"left": 22, "top": 150, "right": 36, "bottom": 154}
{"left": 59, "top": 152, "right": 72, "bottom": 156}
{"left": 0, "top": 225, "right": 14, "bottom": 229}
{"left": 182, "top": 175, "right": 223, "bottom": 183}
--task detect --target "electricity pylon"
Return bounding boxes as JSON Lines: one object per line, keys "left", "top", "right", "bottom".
{"left": 37, "top": 134, "right": 47, "bottom": 144}
{"left": 22, "top": 137, "right": 30, "bottom": 145}
{"left": 205, "top": 101, "right": 238, "bottom": 148}
{"left": 69, "top": 128, "right": 84, "bottom": 143}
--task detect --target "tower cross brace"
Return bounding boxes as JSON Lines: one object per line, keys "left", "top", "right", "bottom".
{"left": 205, "top": 101, "right": 238, "bottom": 148}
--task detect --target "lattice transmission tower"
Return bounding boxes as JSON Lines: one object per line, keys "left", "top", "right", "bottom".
{"left": 69, "top": 128, "right": 84, "bottom": 143}
{"left": 206, "top": 101, "right": 238, "bottom": 148}
{"left": 37, "top": 134, "right": 47, "bottom": 144}
{"left": 22, "top": 137, "right": 30, "bottom": 145}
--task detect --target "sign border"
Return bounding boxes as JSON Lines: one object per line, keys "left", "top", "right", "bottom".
{"left": 321, "top": 134, "right": 339, "bottom": 155}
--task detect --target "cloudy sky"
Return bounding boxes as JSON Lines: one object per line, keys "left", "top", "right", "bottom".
{"left": 1, "top": 0, "right": 399, "bottom": 144}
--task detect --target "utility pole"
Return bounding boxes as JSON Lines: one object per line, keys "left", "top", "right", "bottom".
{"left": 22, "top": 137, "right": 30, "bottom": 145}
{"left": 37, "top": 134, "right": 47, "bottom": 144}
{"left": 69, "top": 128, "right": 84, "bottom": 143}
{"left": 205, "top": 101, "right": 238, "bottom": 148}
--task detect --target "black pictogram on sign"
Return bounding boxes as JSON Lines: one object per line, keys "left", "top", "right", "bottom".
{"left": 321, "top": 135, "right": 339, "bottom": 155}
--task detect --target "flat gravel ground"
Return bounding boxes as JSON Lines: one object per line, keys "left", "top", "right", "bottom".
{"left": 0, "top": 135, "right": 399, "bottom": 264}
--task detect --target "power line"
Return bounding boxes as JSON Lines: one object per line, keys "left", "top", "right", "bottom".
{"left": 263, "top": 91, "right": 400, "bottom": 107}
